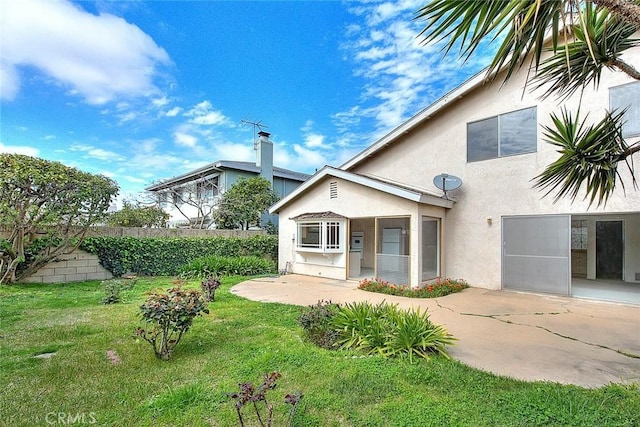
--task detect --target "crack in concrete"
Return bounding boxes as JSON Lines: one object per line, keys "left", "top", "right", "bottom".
{"left": 457, "top": 311, "right": 640, "bottom": 360}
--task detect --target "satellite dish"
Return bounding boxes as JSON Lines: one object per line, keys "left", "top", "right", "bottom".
{"left": 433, "top": 173, "right": 462, "bottom": 199}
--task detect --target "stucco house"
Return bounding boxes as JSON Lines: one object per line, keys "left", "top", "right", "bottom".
{"left": 147, "top": 131, "right": 310, "bottom": 228}
{"left": 270, "top": 44, "right": 640, "bottom": 304}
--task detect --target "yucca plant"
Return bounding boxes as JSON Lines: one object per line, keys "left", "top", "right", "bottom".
{"left": 534, "top": 107, "right": 636, "bottom": 206}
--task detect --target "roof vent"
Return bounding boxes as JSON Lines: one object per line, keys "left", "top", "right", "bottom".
{"left": 329, "top": 181, "right": 338, "bottom": 199}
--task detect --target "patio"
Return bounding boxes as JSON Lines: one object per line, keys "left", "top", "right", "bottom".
{"left": 232, "top": 274, "right": 640, "bottom": 388}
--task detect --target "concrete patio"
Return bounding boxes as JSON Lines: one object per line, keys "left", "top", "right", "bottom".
{"left": 231, "top": 274, "right": 640, "bottom": 388}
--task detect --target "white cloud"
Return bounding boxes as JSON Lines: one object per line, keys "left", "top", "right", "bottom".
{"left": 0, "top": 142, "right": 40, "bottom": 157}
{"left": 336, "top": 1, "right": 489, "bottom": 138}
{"left": 184, "top": 101, "right": 230, "bottom": 126}
{"left": 173, "top": 131, "right": 198, "bottom": 147}
{"left": 69, "top": 144, "right": 125, "bottom": 161}
{"left": 304, "top": 133, "right": 326, "bottom": 148}
{"left": 0, "top": 0, "right": 171, "bottom": 104}
{"left": 124, "top": 175, "right": 147, "bottom": 184}
{"left": 43, "top": 135, "right": 56, "bottom": 140}
{"left": 165, "top": 106, "right": 182, "bottom": 117}
{"left": 214, "top": 143, "right": 254, "bottom": 162}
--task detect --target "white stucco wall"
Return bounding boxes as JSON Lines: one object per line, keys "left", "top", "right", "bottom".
{"left": 348, "top": 46, "right": 640, "bottom": 289}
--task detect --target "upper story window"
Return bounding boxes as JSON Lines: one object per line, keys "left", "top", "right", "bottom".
{"left": 610, "top": 82, "right": 640, "bottom": 138}
{"left": 467, "top": 106, "right": 537, "bottom": 162}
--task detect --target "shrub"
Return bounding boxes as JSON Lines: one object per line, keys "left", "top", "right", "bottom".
{"left": 201, "top": 276, "right": 221, "bottom": 301}
{"left": 297, "top": 300, "right": 341, "bottom": 349}
{"left": 228, "top": 372, "right": 303, "bottom": 427}
{"left": 331, "top": 301, "right": 456, "bottom": 362}
{"left": 179, "top": 255, "right": 276, "bottom": 279}
{"left": 134, "top": 287, "right": 209, "bottom": 360}
{"left": 81, "top": 235, "right": 277, "bottom": 277}
{"left": 358, "top": 277, "right": 469, "bottom": 298}
{"left": 100, "top": 278, "right": 136, "bottom": 304}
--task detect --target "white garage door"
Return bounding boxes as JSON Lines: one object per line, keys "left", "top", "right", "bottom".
{"left": 502, "top": 215, "right": 571, "bottom": 295}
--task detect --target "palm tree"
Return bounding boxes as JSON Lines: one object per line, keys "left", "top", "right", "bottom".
{"left": 416, "top": 0, "right": 640, "bottom": 206}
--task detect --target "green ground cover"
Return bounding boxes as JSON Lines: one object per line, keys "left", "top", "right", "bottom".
{"left": 1, "top": 277, "right": 638, "bottom": 426}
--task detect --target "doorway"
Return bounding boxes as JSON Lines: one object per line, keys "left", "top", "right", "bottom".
{"left": 596, "top": 221, "right": 624, "bottom": 280}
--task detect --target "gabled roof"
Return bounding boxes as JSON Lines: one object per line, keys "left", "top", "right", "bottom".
{"left": 340, "top": 67, "right": 490, "bottom": 171}
{"left": 269, "top": 166, "right": 454, "bottom": 214}
{"left": 146, "top": 160, "right": 310, "bottom": 191}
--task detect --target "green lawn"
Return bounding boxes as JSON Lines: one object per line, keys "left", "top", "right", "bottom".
{"left": 1, "top": 277, "right": 638, "bottom": 426}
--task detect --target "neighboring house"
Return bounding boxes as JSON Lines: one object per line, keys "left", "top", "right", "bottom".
{"left": 147, "top": 131, "right": 310, "bottom": 228}
{"left": 270, "top": 45, "right": 640, "bottom": 304}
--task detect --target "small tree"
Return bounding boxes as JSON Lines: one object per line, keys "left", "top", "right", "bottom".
{"left": 107, "top": 200, "right": 169, "bottom": 228}
{"left": 134, "top": 287, "right": 209, "bottom": 360}
{"left": 147, "top": 173, "right": 221, "bottom": 229}
{"left": 213, "top": 177, "right": 279, "bottom": 230}
{"left": 0, "top": 154, "right": 119, "bottom": 284}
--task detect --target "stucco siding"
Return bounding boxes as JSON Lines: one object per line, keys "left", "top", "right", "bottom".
{"left": 345, "top": 45, "right": 640, "bottom": 289}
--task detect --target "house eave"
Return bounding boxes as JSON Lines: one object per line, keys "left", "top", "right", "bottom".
{"left": 269, "top": 166, "right": 455, "bottom": 213}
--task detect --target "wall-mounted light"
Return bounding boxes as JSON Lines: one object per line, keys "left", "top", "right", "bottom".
{"left": 486, "top": 216, "right": 493, "bottom": 225}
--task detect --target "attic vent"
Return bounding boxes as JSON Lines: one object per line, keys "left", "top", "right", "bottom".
{"left": 329, "top": 181, "right": 338, "bottom": 199}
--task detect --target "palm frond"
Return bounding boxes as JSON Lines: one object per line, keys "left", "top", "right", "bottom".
{"left": 531, "top": 3, "right": 640, "bottom": 99}
{"left": 533, "top": 107, "right": 633, "bottom": 206}
{"left": 416, "top": 0, "right": 568, "bottom": 82}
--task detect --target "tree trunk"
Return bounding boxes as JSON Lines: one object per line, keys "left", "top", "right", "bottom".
{"left": 594, "top": 0, "right": 640, "bottom": 28}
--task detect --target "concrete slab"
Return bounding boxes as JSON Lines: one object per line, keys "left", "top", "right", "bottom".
{"left": 231, "top": 274, "right": 640, "bottom": 388}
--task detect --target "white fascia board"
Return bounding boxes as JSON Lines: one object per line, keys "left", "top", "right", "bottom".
{"left": 269, "top": 166, "right": 454, "bottom": 213}
{"left": 340, "top": 70, "right": 489, "bottom": 171}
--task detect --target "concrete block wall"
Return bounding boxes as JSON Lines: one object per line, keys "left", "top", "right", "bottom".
{"left": 23, "top": 250, "right": 113, "bottom": 283}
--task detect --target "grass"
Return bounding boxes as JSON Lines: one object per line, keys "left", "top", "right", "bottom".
{"left": 1, "top": 277, "right": 639, "bottom": 426}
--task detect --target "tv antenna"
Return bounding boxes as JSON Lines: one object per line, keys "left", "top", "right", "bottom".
{"left": 241, "top": 119, "right": 269, "bottom": 149}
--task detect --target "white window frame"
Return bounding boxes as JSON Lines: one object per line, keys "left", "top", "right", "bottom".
{"left": 296, "top": 220, "right": 344, "bottom": 253}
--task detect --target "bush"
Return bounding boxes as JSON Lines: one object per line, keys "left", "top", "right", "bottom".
{"left": 331, "top": 301, "right": 456, "bottom": 362}
{"left": 179, "top": 255, "right": 276, "bottom": 279}
{"left": 201, "top": 276, "right": 221, "bottom": 301}
{"left": 228, "top": 372, "right": 303, "bottom": 427}
{"left": 358, "top": 277, "right": 469, "bottom": 298}
{"left": 81, "top": 235, "right": 277, "bottom": 277}
{"left": 297, "top": 300, "right": 341, "bottom": 349}
{"left": 101, "top": 278, "right": 136, "bottom": 304}
{"left": 134, "top": 287, "right": 209, "bottom": 360}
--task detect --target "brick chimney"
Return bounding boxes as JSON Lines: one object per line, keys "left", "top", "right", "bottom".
{"left": 256, "top": 130, "right": 273, "bottom": 186}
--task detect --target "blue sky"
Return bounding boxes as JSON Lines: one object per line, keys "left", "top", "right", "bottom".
{"left": 1, "top": 0, "right": 493, "bottom": 201}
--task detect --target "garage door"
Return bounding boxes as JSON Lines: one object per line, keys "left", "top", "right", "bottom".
{"left": 502, "top": 215, "right": 571, "bottom": 295}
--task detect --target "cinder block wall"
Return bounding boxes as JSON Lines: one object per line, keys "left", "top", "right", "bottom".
{"left": 23, "top": 250, "right": 113, "bottom": 283}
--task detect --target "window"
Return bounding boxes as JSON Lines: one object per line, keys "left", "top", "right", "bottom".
{"left": 297, "top": 220, "right": 343, "bottom": 252}
{"left": 571, "top": 220, "right": 588, "bottom": 250}
{"left": 467, "top": 107, "right": 537, "bottom": 162}
{"left": 610, "top": 82, "right": 640, "bottom": 138}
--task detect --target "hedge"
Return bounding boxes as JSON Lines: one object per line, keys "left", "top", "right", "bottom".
{"left": 81, "top": 235, "right": 277, "bottom": 277}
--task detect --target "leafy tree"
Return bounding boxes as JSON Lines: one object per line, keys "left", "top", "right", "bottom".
{"left": 213, "top": 177, "right": 279, "bottom": 230}
{"left": 0, "top": 154, "right": 119, "bottom": 284}
{"left": 107, "top": 200, "right": 169, "bottom": 228}
{"left": 417, "top": 0, "right": 640, "bottom": 206}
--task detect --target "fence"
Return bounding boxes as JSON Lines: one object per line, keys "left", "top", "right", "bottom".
{"left": 0, "top": 226, "right": 265, "bottom": 240}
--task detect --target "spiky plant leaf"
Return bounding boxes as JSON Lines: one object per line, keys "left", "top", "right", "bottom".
{"left": 533, "top": 107, "right": 636, "bottom": 206}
